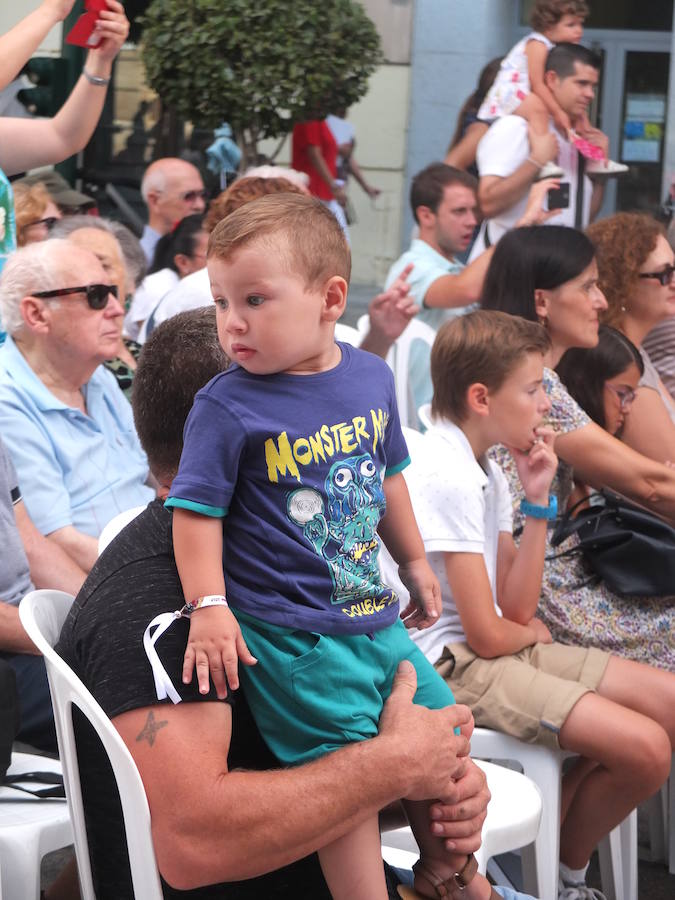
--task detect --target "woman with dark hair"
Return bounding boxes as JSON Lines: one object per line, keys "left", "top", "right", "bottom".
{"left": 481, "top": 225, "right": 675, "bottom": 670}
{"left": 556, "top": 325, "right": 643, "bottom": 435}
{"left": 125, "top": 214, "right": 208, "bottom": 342}
{"left": 587, "top": 213, "right": 675, "bottom": 463}
{"left": 444, "top": 57, "right": 502, "bottom": 175}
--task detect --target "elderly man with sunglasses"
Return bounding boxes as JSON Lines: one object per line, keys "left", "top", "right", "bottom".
{"left": 0, "top": 239, "right": 154, "bottom": 573}
{"left": 140, "top": 157, "right": 208, "bottom": 264}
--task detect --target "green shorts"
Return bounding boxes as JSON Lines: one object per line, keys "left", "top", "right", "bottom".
{"left": 235, "top": 610, "right": 456, "bottom": 765}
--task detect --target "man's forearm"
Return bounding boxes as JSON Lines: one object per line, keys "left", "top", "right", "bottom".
{"left": 118, "top": 666, "right": 476, "bottom": 891}
{"left": 478, "top": 161, "right": 539, "bottom": 220}
{"left": 159, "top": 735, "right": 413, "bottom": 888}
{"left": 16, "top": 501, "right": 87, "bottom": 595}
{"left": 47, "top": 525, "right": 98, "bottom": 574}
{"left": 0, "top": 601, "right": 38, "bottom": 654}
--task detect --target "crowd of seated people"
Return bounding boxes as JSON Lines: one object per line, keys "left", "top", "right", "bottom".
{"left": 1, "top": 2, "right": 675, "bottom": 899}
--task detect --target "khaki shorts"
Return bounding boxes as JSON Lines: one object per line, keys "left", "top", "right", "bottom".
{"left": 435, "top": 641, "right": 610, "bottom": 750}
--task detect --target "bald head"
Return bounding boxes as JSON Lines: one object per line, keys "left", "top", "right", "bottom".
{"left": 141, "top": 158, "right": 206, "bottom": 235}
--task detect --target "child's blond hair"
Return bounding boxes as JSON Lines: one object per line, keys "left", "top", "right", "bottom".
{"left": 530, "top": 0, "right": 589, "bottom": 32}
{"left": 431, "top": 310, "right": 550, "bottom": 423}
{"left": 208, "top": 193, "right": 351, "bottom": 287}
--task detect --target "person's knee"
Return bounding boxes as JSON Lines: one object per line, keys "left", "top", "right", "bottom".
{"left": 624, "top": 721, "right": 671, "bottom": 794}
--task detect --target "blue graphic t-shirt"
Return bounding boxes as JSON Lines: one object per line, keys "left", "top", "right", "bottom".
{"left": 167, "top": 342, "right": 410, "bottom": 635}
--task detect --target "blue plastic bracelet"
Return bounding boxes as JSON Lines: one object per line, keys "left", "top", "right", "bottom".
{"left": 520, "top": 496, "right": 558, "bottom": 520}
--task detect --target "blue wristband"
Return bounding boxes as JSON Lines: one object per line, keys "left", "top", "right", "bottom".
{"left": 520, "top": 496, "right": 558, "bottom": 520}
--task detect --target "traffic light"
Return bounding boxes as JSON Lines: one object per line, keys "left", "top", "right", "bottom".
{"left": 18, "top": 57, "right": 70, "bottom": 117}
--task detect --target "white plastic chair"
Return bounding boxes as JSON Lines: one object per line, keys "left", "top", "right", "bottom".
{"left": 643, "top": 756, "right": 674, "bottom": 873}
{"left": 98, "top": 505, "right": 146, "bottom": 555}
{"left": 19, "top": 590, "right": 163, "bottom": 900}
{"left": 470, "top": 727, "right": 637, "bottom": 900}
{"left": 381, "top": 759, "right": 542, "bottom": 875}
{"left": 357, "top": 313, "right": 436, "bottom": 430}
{"left": 0, "top": 752, "right": 72, "bottom": 900}
{"left": 334, "top": 322, "right": 363, "bottom": 347}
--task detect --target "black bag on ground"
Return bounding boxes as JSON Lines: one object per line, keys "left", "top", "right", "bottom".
{"left": 0, "top": 659, "right": 19, "bottom": 780}
{"left": 549, "top": 490, "right": 675, "bottom": 597}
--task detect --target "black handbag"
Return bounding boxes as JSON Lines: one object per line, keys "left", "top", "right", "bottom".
{"left": 549, "top": 490, "right": 675, "bottom": 597}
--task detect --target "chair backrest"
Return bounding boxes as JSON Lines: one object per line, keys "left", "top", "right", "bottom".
{"left": 391, "top": 317, "right": 437, "bottom": 429}
{"left": 19, "top": 590, "right": 163, "bottom": 900}
{"left": 334, "top": 322, "right": 362, "bottom": 347}
{"left": 98, "top": 505, "right": 147, "bottom": 555}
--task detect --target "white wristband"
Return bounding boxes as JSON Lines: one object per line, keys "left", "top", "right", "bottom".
{"left": 184, "top": 594, "right": 228, "bottom": 613}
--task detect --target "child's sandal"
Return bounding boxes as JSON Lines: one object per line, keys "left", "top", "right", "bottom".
{"left": 397, "top": 854, "right": 492, "bottom": 898}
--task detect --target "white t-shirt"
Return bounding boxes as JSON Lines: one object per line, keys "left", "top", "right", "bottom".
{"left": 139, "top": 266, "right": 212, "bottom": 341}
{"left": 397, "top": 418, "right": 513, "bottom": 664}
{"left": 124, "top": 268, "right": 179, "bottom": 341}
{"left": 470, "top": 115, "right": 593, "bottom": 259}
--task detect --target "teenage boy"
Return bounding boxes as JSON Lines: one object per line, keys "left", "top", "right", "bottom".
{"left": 162, "top": 194, "right": 505, "bottom": 900}
{"left": 398, "top": 310, "right": 675, "bottom": 898}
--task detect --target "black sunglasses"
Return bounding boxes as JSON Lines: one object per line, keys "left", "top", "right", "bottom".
{"left": 639, "top": 264, "right": 675, "bottom": 287}
{"left": 32, "top": 283, "right": 118, "bottom": 310}
{"left": 25, "top": 216, "right": 59, "bottom": 232}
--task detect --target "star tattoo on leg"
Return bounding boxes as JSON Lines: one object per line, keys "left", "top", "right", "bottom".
{"left": 136, "top": 710, "right": 168, "bottom": 747}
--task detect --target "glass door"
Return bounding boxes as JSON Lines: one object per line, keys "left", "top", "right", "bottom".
{"left": 616, "top": 50, "right": 671, "bottom": 212}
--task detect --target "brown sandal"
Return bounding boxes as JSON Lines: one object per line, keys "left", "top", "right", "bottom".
{"left": 396, "top": 854, "right": 501, "bottom": 899}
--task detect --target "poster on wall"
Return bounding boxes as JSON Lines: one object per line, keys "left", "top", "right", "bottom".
{"left": 621, "top": 93, "right": 666, "bottom": 163}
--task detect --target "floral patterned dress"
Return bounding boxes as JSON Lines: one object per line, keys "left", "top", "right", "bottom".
{"left": 489, "top": 369, "right": 675, "bottom": 672}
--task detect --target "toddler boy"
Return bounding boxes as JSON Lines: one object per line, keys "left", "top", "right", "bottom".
{"left": 165, "top": 195, "right": 501, "bottom": 900}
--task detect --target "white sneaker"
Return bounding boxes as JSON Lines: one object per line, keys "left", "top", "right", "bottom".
{"left": 536, "top": 160, "right": 565, "bottom": 180}
{"left": 558, "top": 875, "right": 607, "bottom": 899}
{"left": 585, "top": 158, "right": 629, "bottom": 176}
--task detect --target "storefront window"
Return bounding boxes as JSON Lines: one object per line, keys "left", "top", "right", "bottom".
{"left": 520, "top": 0, "right": 674, "bottom": 31}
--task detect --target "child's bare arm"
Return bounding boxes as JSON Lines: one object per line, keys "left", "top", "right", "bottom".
{"left": 445, "top": 552, "right": 548, "bottom": 658}
{"left": 525, "top": 40, "right": 571, "bottom": 135}
{"left": 379, "top": 472, "right": 441, "bottom": 628}
{"left": 496, "top": 430, "right": 558, "bottom": 623}
{"left": 173, "top": 508, "right": 256, "bottom": 698}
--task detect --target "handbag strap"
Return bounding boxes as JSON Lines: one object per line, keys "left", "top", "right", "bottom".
{"left": 2, "top": 770, "right": 66, "bottom": 799}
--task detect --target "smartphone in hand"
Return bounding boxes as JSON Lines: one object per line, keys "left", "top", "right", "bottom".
{"left": 547, "top": 183, "right": 570, "bottom": 210}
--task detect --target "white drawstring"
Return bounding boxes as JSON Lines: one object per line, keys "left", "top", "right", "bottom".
{"left": 143, "top": 610, "right": 186, "bottom": 704}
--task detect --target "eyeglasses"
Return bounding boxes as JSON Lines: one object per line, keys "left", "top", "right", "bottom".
{"left": 25, "top": 216, "right": 59, "bottom": 232}
{"left": 606, "top": 383, "right": 637, "bottom": 411}
{"left": 32, "top": 283, "right": 118, "bottom": 310}
{"left": 181, "top": 189, "right": 208, "bottom": 203}
{"left": 639, "top": 264, "right": 675, "bottom": 286}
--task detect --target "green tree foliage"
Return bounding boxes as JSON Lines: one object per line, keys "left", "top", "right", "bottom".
{"left": 140, "top": 0, "right": 382, "bottom": 163}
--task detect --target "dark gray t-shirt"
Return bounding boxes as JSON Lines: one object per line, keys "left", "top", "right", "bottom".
{"left": 0, "top": 436, "right": 33, "bottom": 606}
{"left": 57, "top": 500, "right": 332, "bottom": 899}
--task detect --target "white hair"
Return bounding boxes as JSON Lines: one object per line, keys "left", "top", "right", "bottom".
{"left": 243, "top": 165, "right": 310, "bottom": 191}
{"left": 51, "top": 215, "right": 146, "bottom": 291}
{"left": 0, "top": 240, "right": 72, "bottom": 337}
{"left": 140, "top": 165, "right": 168, "bottom": 204}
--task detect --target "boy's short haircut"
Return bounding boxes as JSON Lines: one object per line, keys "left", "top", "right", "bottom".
{"left": 431, "top": 310, "right": 551, "bottom": 422}
{"left": 530, "top": 0, "right": 589, "bottom": 32}
{"left": 410, "top": 163, "right": 477, "bottom": 225}
{"left": 545, "top": 42, "right": 600, "bottom": 79}
{"left": 208, "top": 193, "right": 351, "bottom": 286}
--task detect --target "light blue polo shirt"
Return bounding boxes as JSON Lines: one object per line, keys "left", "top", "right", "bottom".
{"left": 384, "top": 239, "right": 475, "bottom": 420}
{"left": 0, "top": 335, "right": 154, "bottom": 537}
